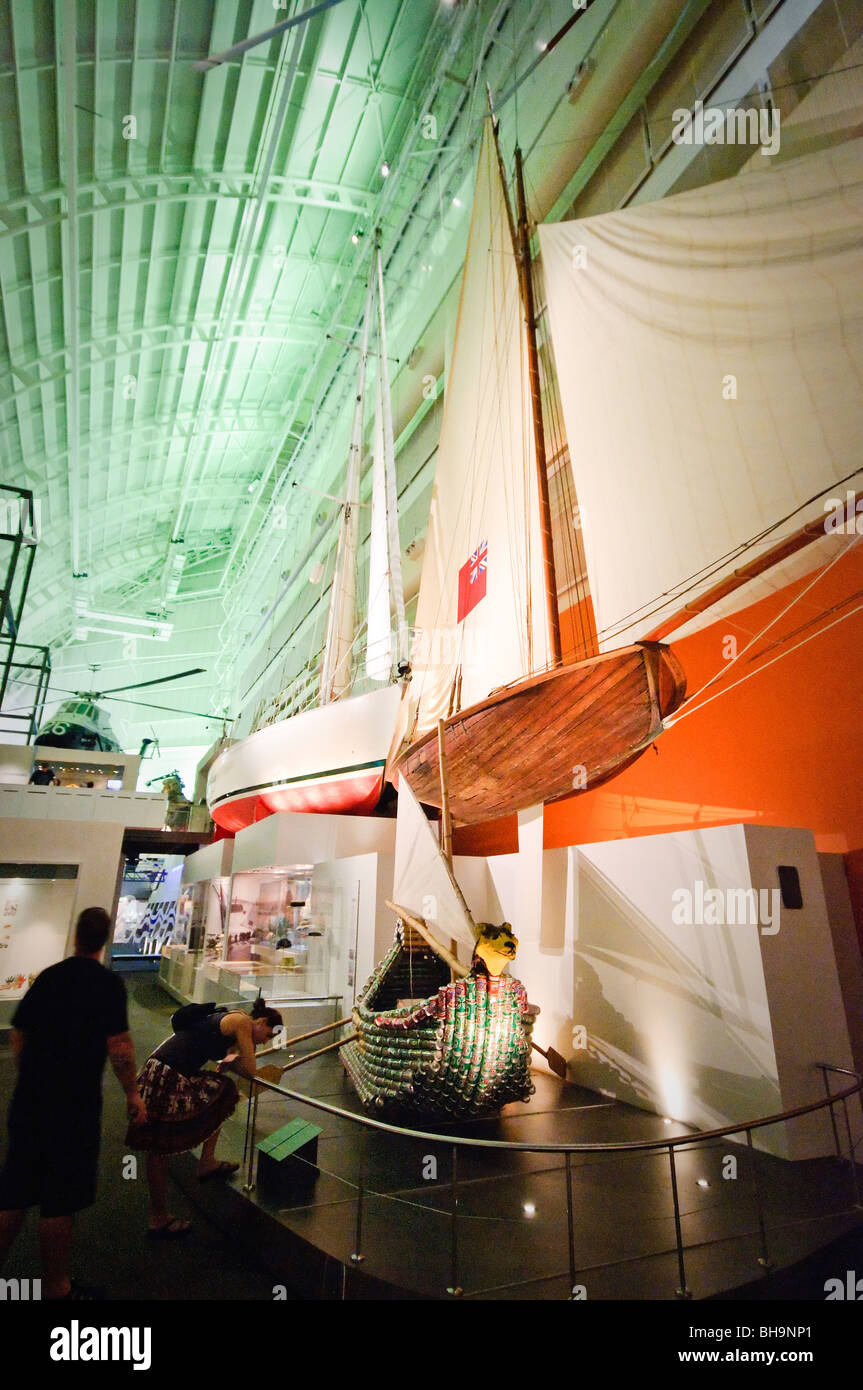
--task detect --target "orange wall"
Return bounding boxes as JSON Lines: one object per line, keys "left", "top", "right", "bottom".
{"left": 454, "top": 547, "right": 863, "bottom": 932}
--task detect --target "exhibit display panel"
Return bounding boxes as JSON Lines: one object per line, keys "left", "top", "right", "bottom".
{"left": 476, "top": 820, "right": 859, "bottom": 1160}
{"left": 0, "top": 865, "right": 78, "bottom": 1021}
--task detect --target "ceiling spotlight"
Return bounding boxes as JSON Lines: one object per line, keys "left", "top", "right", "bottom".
{"left": 566, "top": 56, "right": 596, "bottom": 104}
{"left": 523, "top": 1201, "right": 536, "bottom": 1218}
{"left": 247, "top": 482, "right": 256, "bottom": 493}
{"left": 536, "top": 39, "right": 548, "bottom": 52}
{"left": 351, "top": 229, "right": 364, "bottom": 245}
{"left": 452, "top": 195, "right": 462, "bottom": 207}
{"left": 381, "top": 161, "right": 390, "bottom": 178}
{"left": 697, "top": 1179, "right": 710, "bottom": 1189}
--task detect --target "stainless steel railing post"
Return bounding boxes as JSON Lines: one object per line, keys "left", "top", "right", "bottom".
{"left": 819, "top": 1064, "right": 842, "bottom": 1157}
{"left": 668, "top": 1145, "right": 691, "bottom": 1299}
{"left": 447, "top": 1144, "right": 462, "bottom": 1296}
{"left": 745, "top": 1128, "right": 772, "bottom": 1269}
{"left": 565, "top": 1151, "right": 577, "bottom": 1298}
{"left": 840, "top": 1096, "right": 862, "bottom": 1209}
{"left": 242, "top": 1081, "right": 259, "bottom": 1193}
{"left": 350, "top": 1126, "right": 366, "bottom": 1263}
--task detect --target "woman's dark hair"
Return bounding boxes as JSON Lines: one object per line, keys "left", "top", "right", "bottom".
{"left": 75, "top": 906, "right": 112, "bottom": 955}
{"left": 251, "top": 997, "right": 282, "bottom": 1029}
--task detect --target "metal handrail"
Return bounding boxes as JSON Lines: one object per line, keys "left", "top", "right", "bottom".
{"left": 241, "top": 1060, "right": 863, "bottom": 1155}
{"left": 236, "top": 1050, "right": 863, "bottom": 1300}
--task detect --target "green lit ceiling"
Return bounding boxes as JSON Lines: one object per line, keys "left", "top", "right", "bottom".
{"left": 0, "top": 0, "right": 702, "bottom": 759}
{"left": 2, "top": 0, "right": 570, "bottom": 753}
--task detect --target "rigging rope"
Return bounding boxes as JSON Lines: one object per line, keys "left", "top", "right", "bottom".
{"left": 664, "top": 535, "right": 862, "bottom": 728}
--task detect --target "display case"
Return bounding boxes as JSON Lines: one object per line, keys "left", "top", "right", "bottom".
{"left": 156, "top": 814, "right": 396, "bottom": 1014}
{"left": 157, "top": 840, "right": 232, "bottom": 1004}
{"left": 226, "top": 868, "right": 331, "bottom": 998}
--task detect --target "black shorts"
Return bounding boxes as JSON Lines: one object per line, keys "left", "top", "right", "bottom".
{"left": 0, "top": 1119, "right": 101, "bottom": 1218}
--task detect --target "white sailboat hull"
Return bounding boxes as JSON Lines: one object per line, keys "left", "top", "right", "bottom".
{"left": 207, "top": 684, "right": 403, "bottom": 832}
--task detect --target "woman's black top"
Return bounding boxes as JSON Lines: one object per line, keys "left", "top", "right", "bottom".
{"left": 152, "top": 1011, "right": 233, "bottom": 1078}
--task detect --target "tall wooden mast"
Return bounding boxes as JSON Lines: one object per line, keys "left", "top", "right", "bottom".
{"left": 514, "top": 144, "right": 562, "bottom": 668}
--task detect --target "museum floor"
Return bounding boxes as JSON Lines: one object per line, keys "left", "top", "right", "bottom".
{"left": 1, "top": 971, "right": 861, "bottom": 1302}
{"left": 172, "top": 998, "right": 863, "bottom": 1302}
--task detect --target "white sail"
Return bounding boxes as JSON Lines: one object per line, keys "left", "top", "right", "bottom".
{"left": 375, "top": 244, "right": 408, "bottom": 670}
{"left": 393, "top": 775, "right": 476, "bottom": 952}
{"left": 366, "top": 373, "right": 392, "bottom": 681}
{"left": 410, "top": 118, "right": 551, "bottom": 734}
{"left": 538, "top": 137, "right": 863, "bottom": 650}
{"left": 319, "top": 272, "right": 375, "bottom": 703}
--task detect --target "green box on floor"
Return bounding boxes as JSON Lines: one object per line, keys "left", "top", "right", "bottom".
{"left": 257, "top": 1118, "right": 322, "bottom": 1194}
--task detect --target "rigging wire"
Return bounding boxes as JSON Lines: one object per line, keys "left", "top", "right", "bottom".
{"left": 593, "top": 465, "right": 863, "bottom": 645}
{"left": 663, "top": 535, "right": 863, "bottom": 728}
{"left": 665, "top": 594, "right": 863, "bottom": 731}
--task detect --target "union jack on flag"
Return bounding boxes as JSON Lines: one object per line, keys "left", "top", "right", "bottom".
{"left": 457, "top": 539, "right": 487, "bottom": 623}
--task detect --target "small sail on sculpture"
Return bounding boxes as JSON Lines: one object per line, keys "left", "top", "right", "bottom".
{"left": 340, "top": 774, "right": 539, "bottom": 1118}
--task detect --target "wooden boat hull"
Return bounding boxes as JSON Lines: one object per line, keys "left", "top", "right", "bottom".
{"left": 341, "top": 933, "right": 538, "bottom": 1119}
{"left": 207, "top": 684, "right": 402, "bottom": 832}
{"left": 396, "top": 641, "right": 686, "bottom": 823}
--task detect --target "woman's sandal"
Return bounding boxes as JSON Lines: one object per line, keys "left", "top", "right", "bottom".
{"left": 197, "top": 1160, "right": 240, "bottom": 1183}
{"left": 147, "top": 1217, "right": 192, "bottom": 1239}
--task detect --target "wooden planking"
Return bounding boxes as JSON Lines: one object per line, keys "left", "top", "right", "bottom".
{"left": 399, "top": 645, "right": 686, "bottom": 822}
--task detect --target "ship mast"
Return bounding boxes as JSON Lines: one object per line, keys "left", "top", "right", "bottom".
{"left": 374, "top": 233, "right": 409, "bottom": 673}
{"left": 319, "top": 264, "right": 375, "bottom": 705}
{"left": 514, "top": 145, "right": 562, "bottom": 668}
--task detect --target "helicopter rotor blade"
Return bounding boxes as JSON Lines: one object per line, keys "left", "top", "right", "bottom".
{"left": 96, "top": 668, "right": 206, "bottom": 696}
{"left": 96, "top": 692, "right": 228, "bottom": 721}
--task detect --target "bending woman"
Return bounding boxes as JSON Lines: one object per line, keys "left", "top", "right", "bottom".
{"left": 127, "top": 998, "right": 282, "bottom": 1237}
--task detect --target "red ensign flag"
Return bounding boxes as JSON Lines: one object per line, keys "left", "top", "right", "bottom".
{"left": 457, "top": 540, "right": 487, "bottom": 623}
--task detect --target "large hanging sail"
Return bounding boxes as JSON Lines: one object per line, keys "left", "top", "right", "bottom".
{"left": 207, "top": 245, "right": 407, "bottom": 831}
{"left": 365, "top": 372, "right": 392, "bottom": 682}
{"left": 397, "top": 118, "right": 686, "bottom": 823}
{"left": 409, "top": 118, "right": 551, "bottom": 737}
{"left": 538, "top": 137, "right": 863, "bottom": 651}
{"left": 319, "top": 272, "right": 374, "bottom": 703}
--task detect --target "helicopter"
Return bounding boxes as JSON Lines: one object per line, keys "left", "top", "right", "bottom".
{"left": 35, "top": 667, "right": 218, "bottom": 754}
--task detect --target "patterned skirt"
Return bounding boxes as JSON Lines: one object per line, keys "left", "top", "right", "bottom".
{"left": 126, "top": 1057, "right": 239, "bottom": 1154}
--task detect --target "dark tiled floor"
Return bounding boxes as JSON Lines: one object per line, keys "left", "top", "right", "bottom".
{"left": 202, "top": 1023, "right": 863, "bottom": 1301}
{"left": 4, "top": 970, "right": 860, "bottom": 1302}
{"left": 0, "top": 972, "right": 281, "bottom": 1300}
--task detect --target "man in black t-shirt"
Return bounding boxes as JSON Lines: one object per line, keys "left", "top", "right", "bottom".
{"left": 0, "top": 906, "right": 147, "bottom": 1300}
